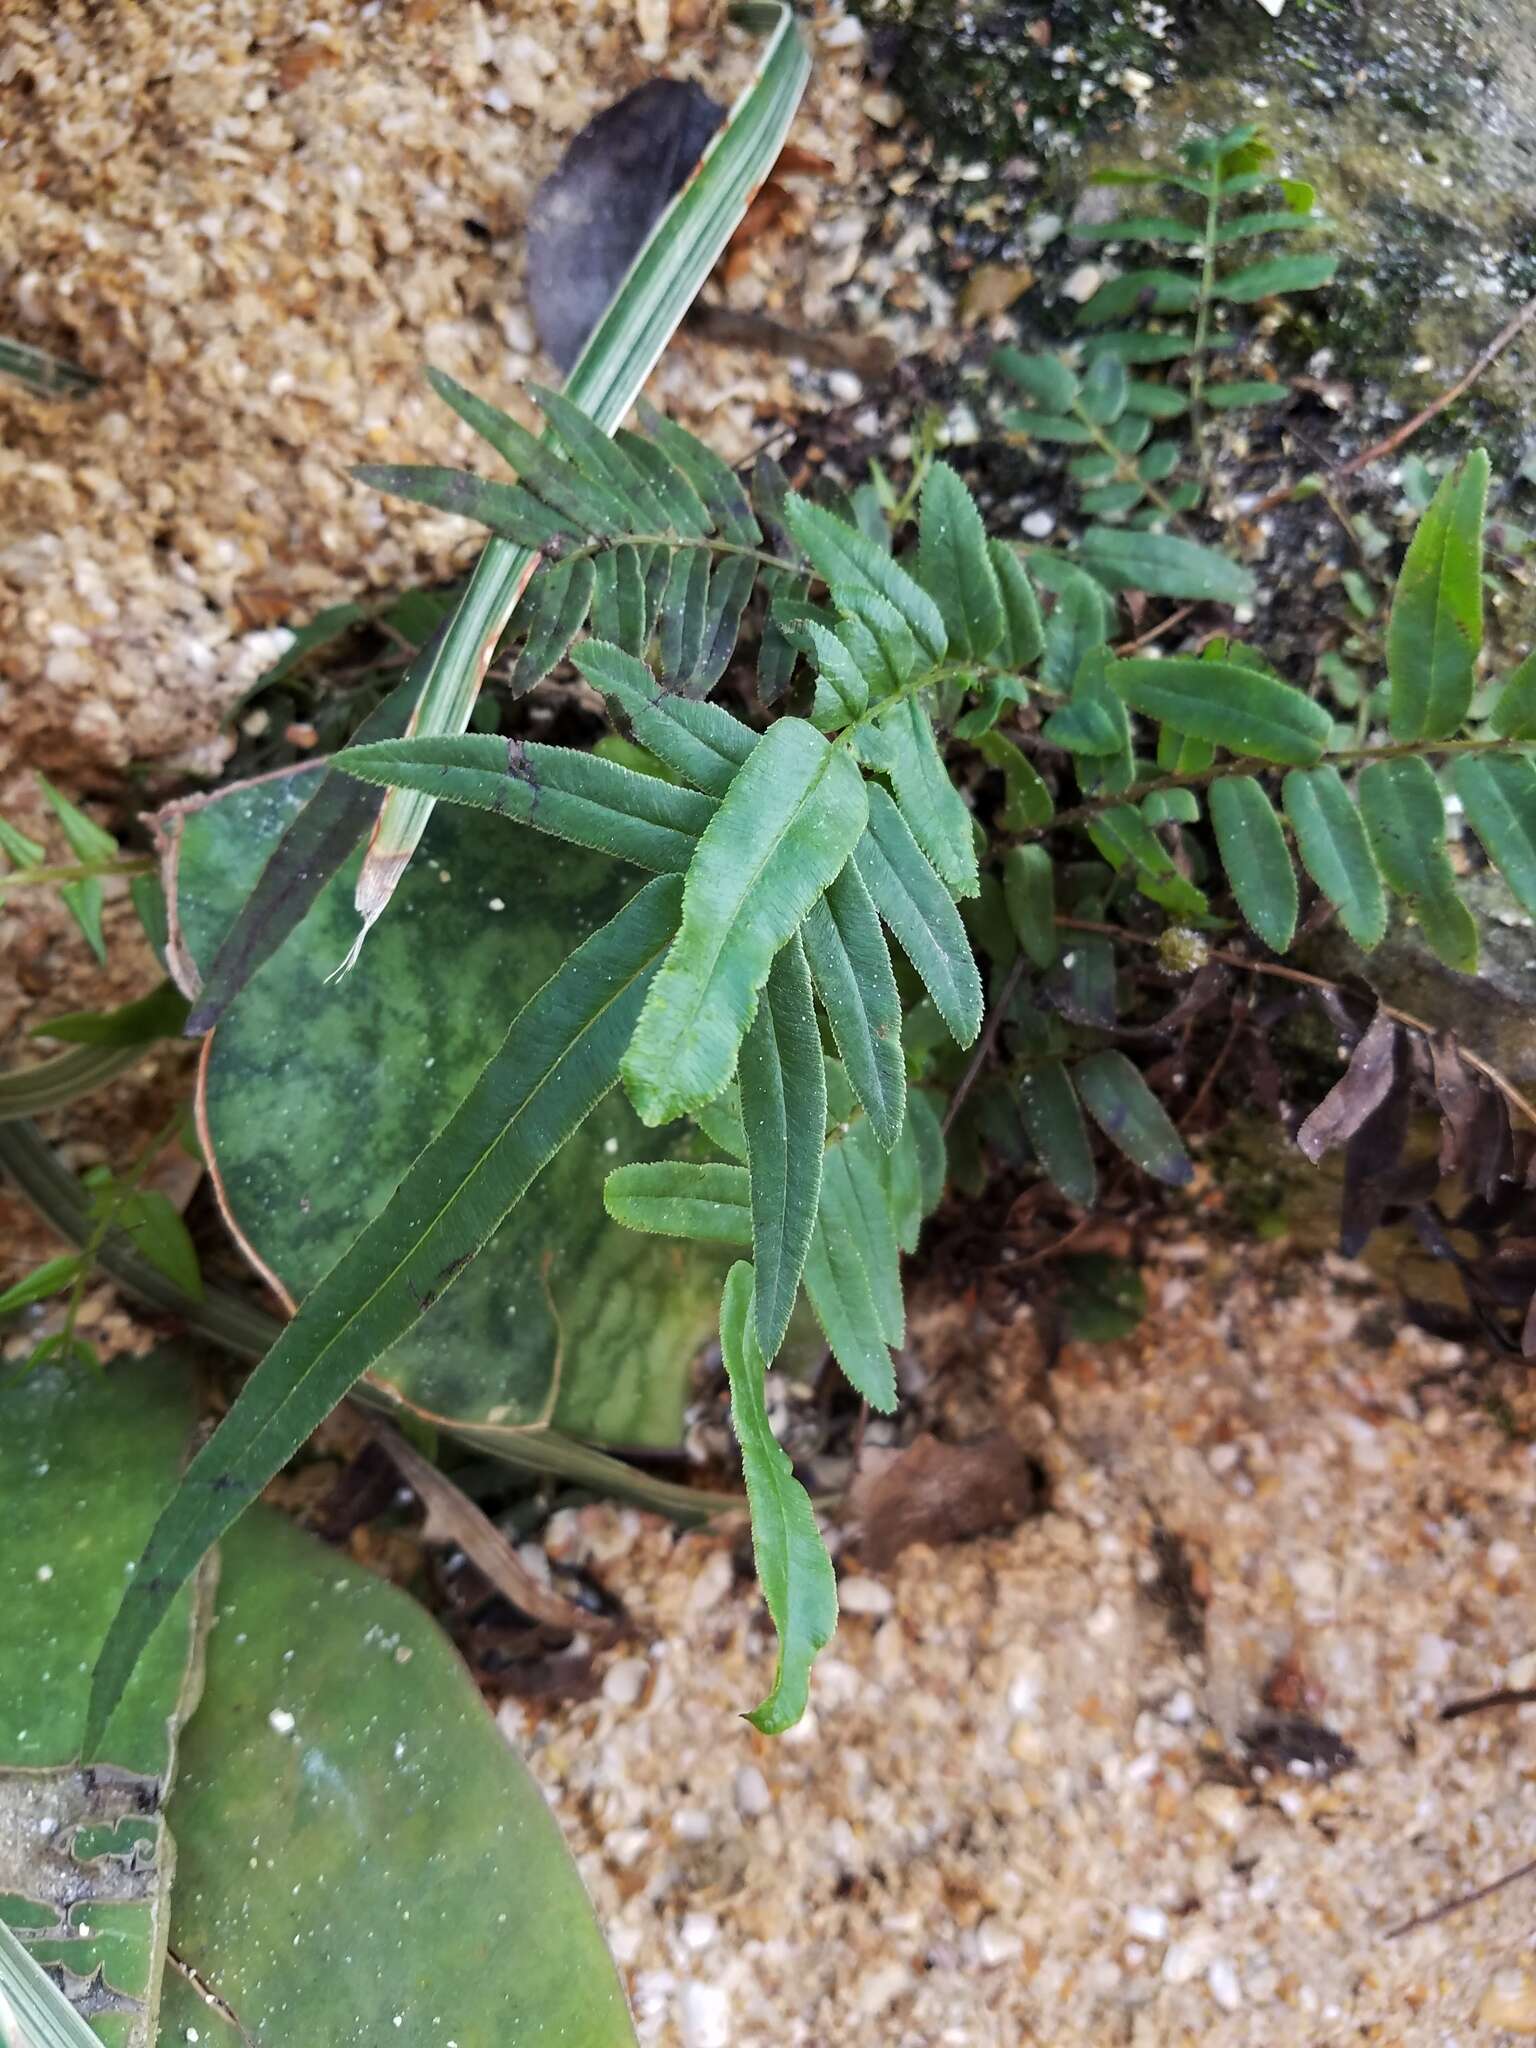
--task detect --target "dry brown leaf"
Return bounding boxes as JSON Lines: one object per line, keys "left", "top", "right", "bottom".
{"left": 1296, "top": 1007, "right": 1399, "bottom": 1164}
{"left": 959, "top": 263, "right": 1035, "bottom": 326}
{"left": 848, "top": 1431, "right": 1042, "bottom": 1572}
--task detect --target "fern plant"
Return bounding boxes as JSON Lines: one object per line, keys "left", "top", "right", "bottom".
{"left": 83, "top": 368, "right": 1536, "bottom": 1748}
{"left": 997, "top": 121, "right": 1336, "bottom": 551}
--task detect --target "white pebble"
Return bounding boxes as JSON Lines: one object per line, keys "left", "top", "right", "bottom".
{"left": 734, "top": 1764, "right": 771, "bottom": 1819}
{"left": 267, "top": 1709, "right": 295, "bottom": 1736}
{"left": 1062, "top": 263, "right": 1103, "bottom": 305}
{"left": 820, "top": 13, "right": 865, "bottom": 47}
{"left": 1021, "top": 509, "right": 1055, "bottom": 540}
{"left": 680, "top": 1911, "right": 717, "bottom": 1953}
{"left": 35, "top": 1565, "right": 53, "bottom": 1583}
{"left": 1163, "top": 1937, "right": 1206, "bottom": 1985}
{"left": 975, "top": 1916, "right": 1021, "bottom": 1966}
{"left": 826, "top": 368, "right": 863, "bottom": 405}
{"left": 1489, "top": 1538, "right": 1521, "bottom": 1580}
{"left": 838, "top": 1575, "right": 894, "bottom": 1617}
{"left": 1126, "top": 1905, "right": 1169, "bottom": 1943}
{"left": 677, "top": 1980, "right": 731, "bottom": 2048}
{"left": 601, "top": 1657, "right": 649, "bottom": 1708}
{"left": 672, "top": 1807, "right": 712, "bottom": 1842}
{"left": 1207, "top": 1959, "right": 1242, "bottom": 2012}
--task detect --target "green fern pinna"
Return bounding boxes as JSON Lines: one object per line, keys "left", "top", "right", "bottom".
{"left": 87, "top": 364, "right": 1536, "bottom": 1744}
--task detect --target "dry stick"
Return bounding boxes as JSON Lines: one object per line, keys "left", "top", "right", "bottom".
{"left": 1252, "top": 289, "right": 1536, "bottom": 513}
{"left": 1113, "top": 603, "right": 1197, "bottom": 657}
{"left": 1054, "top": 916, "right": 1536, "bottom": 1135}
{"left": 1386, "top": 1853, "right": 1536, "bottom": 1940}
{"left": 367, "top": 1417, "right": 616, "bottom": 1640}
{"left": 1439, "top": 1686, "right": 1536, "bottom": 1723}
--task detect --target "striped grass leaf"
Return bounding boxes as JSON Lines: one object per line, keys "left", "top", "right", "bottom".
{"left": 1208, "top": 774, "right": 1298, "bottom": 951}
{"left": 1109, "top": 655, "right": 1331, "bottom": 765}
{"left": 602, "top": 1160, "right": 752, "bottom": 1241}
{"left": 575, "top": 640, "right": 754, "bottom": 796}
{"left": 854, "top": 785, "right": 983, "bottom": 1047}
{"left": 1357, "top": 756, "right": 1478, "bottom": 972}
{"left": 800, "top": 864, "right": 906, "bottom": 1149}
{"left": 1450, "top": 752, "right": 1536, "bottom": 920}
{"left": 718, "top": 1262, "right": 837, "bottom": 1734}
{"left": 336, "top": 733, "right": 717, "bottom": 873}
{"left": 738, "top": 937, "right": 826, "bottom": 1358}
{"left": 916, "top": 461, "right": 1004, "bottom": 659}
{"left": 84, "top": 874, "right": 685, "bottom": 1755}
{"left": 352, "top": 4, "right": 809, "bottom": 952}
{"left": 1073, "top": 1049, "right": 1193, "bottom": 1187}
{"left": 1387, "top": 451, "right": 1489, "bottom": 742}
{"left": 781, "top": 493, "right": 948, "bottom": 663}
{"left": 1281, "top": 766, "right": 1387, "bottom": 948}
{"left": 622, "top": 719, "right": 869, "bottom": 1124}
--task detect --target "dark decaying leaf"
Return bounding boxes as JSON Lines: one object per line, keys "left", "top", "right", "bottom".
{"left": 1338, "top": 1063, "right": 1421, "bottom": 1259}
{"left": 1428, "top": 1034, "right": 1480, "bottom": 1177}
{"left": 1295, "top": 1007, "right": 1399, "bottom": 1165}
{"left": 525, "top": 80, "right": 725, "bottom": 373}
{"left": 849, "top": 1432, "right": 1042, "bottom": 1571}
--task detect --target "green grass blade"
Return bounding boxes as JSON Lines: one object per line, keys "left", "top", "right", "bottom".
{"left": 0, "top": 1919, "right": 107, "bottom": 2048}
{"left": 353, "top": 4, "right": 809, "bottom": 947}
{"left": 719, "top": 1262, "right": 837, "bottom": 1734}
{"left": 738, "top": 937, "right": 825, "bottom": 1358}
{"left": 84, "top": 875, "right": 683, "bottom": 1756}
{"left": 622, "top": 720, "right": 868, "bottom": 1123}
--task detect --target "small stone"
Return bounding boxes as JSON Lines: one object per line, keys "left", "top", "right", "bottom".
{"left": 838, "top": 1575, "right": 894, "bottom": 1617}
{"left": 672, "top": 1807, "right": 712, "bottom": 1842}
{"left": 1021, "top": 509, "right": 1055, "bottom": 540}
{"left": 1507, "top": 1650, "right": 1536, "bottom": 1691}
{"left": 606, "top": 1827, "right": 650, "bottom": 1869}
{"left": 1207, "top": 1959, "right": 1242, "bottom": 2012}
{"left": 820, "top": 13, "right": 865, "bottom": 47}
{"left": 1008, "top": 1719, "right": 1045, "bottom": 1764}
{"left": 734, "top": 1764, "right": 771, "bottom": 1819}
{"left": 1489, "top": 1538, "right": 1521, "bottom": 1581}
{"left": 601, "top": 1657, "right": 649, "bottom": 1708}
{"left": 1479, "top": 1966, "right": 1536, "bottom": 2033}
{"left": 959, "top": 262, "right": 1034, "bottom": 326}
{"left": 677, "top": 1980, "right": 731, "bottom": 2048}
{"left": 680, "top": 1911, "right": 718, "bottom": 1953}
{"left": 1163, "top": 1937, "right": 1207, "bottom": 1986}
{"left": 975, "top": 1916, "right": 1021, "bottom": 1966}
{"left": 1126, "top": 1905, "right": 1168, "bottom": 1943}
{"left": 1062, "top": 263, "right": 1103, "bottom": 305}
{"left": 861, "top": 90, "right": 904, "bottom": 128}
{"left": 826, "top": 369, "right": 863, "bottom": 405}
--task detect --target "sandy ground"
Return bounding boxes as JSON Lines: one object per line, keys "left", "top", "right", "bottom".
{"left": 524, "top": 1248, "right": 1536, "bottom": 2047}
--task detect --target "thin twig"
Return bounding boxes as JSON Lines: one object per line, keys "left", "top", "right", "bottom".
{"left": 1337, "top": 290, "right": 1536, "bottom": 477}
{"left": 1439, "top": 1687, "right": 1536, "bottom": 1723}
{"left": 1113, "top": 603, "right": 1197, "bottom": 656}
{"left": 1055, "top": 916, "right": 1536, "bottom": 1133}
{"left": 1386, "top": 1854, "right": 1536, "bottom": 1939}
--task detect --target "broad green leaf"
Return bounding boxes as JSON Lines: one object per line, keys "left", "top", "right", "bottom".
{"left": 854, "top": 786, "right": 983, "bottom": 1047}
{"left": 908, "top": 1085, "right": 948, "bottom": 1215}
{"left": 352, "top": 461, "right": 583, "bottom": 549}
{"left": 1387, "top": 451, "right": 1489, "bottom": 741}
{"left": 800, "top": 865, "right": 905, "bottom": 1149}
{"left": 838, "top": 1123, "right": 905, "bottom": 1345}
{"left": 1489, "top": 649, "right": 1536, "bottom": 739}
{"left": 738, "top": 938, "right": 825, "bottom": 1358}
{"left": 0, "top": 1252, "right": 85, "bottom": 1313}
{"left": 1216, "top": 251, "right": 1337, "bottom": 301}
{"left": 424, "top": 370, "right": 622, "bottom": 532}
{"left": 1018, "top": 1059, "right": 1096, "bottom": 1207}
{"left": 1209, "top": 774, "right": 1298, "bottom": 950}
{"left": 510, "top": 557, "right": 598, "bottom": 692}
{"left": 719, "top": 1263, "right": 837, "bottom": 1734}
{"left": 614, "top": 427, "right": 711, "bottom": 534}
{"left": 802, "top": 1202, "right": 897, "bottom": 1410}
{"left": 988, "top": 542, "right": 1045, "bottom": 667}
{"left": 860, "top": 696, "right": 979, "bottom": 897}
{"left": 0, "top": 815, "right": 46, "bottom": 868}
{"left": 1214, "top": 208, "right": 1328, "bottom": 243}
{"left": 656, "top": 547, "right": 711, "bottom": 690}
{"left": 1082, "top": 329, "right": 1198, "bottom": 365}
{"left": 338, "top": 733, "right": 716, "bottom": 873}
{"left": 693, "top": 552, "right": 759, "bottom": 695}
{"left": 1080, "top": 481, "right": 1147, "bottom": 518}
{"left": 168, "top": 1507, "right": 636, "bottom": 2045}
{"left": 1451, "top": 752, "right": 1536, "bottom": 919}
{"left": 1087, "top": 805, "right": 1208, "bottom": 917}
{"left": 1123, "top": 383, "right": 1189, "bottom": 422}
{"left": 1141, "top": 787, "right": 1201, "bottom": 825}
{"left": 1078, "top": 528, "right": 1255, "bottom": 604}
{"left": 531, "top": 381, "right": 667, "bottom": 524}
{"left": 575, "top": 640, "right": 755, "bottom": 796}
{"left": 85, "top": 875, "right": 684, "bottom": 1755}
{"left": 1110, "top": 655, "right": 1331, "bottom": 764}
{"left": 976, "top": 729, "right": 1054, "bottom": 830}
{"left": 1205, "top": 379, "right": 1290, "bottom": 409}
{"left": 877, "top": 1110, "right": 924, "bottom": 1253}
{"left": 1282, "top": 766, "right": 1387, "bottom": 947}
{"left": 1002, "top": 844, "right": 1057, "bottom": 968}
{"left": 1078, "top": 354, "right": 1129, "bottom": 426}
{"left": 1073, "top": 1049, "right": 1193, "bottom": 1186}
{"left": 1043, "top": 649, "right": 1133, "bottom": 758}
{"left": 917, "top": 462, "right": 1004, "bottom": 659}
{"left": 1358, "top": 756, "right": 1478, "bottom": 971}
{"left": 835, "top": 587, "right": 921, "bottom": 691}
{"left": 991, "top": 346, "right": 1079, "bottom": 411}
{"left": 622, "top": 720, "right": 868, "bottom": 1123}
{"left": 603, "top": 1160, "right": 753, "bottom": 1241}
{"left": 804, "top": 619, "right": 869, "bottom": 723}
{"left": 782, "top": 493, "right": 948, "bottom": 661}
{"left": 1077, "top": 268, "right": 1201, "bottom": 326}
{"left": 696, "top": 1083, "right": 748, "bottom": 1161}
